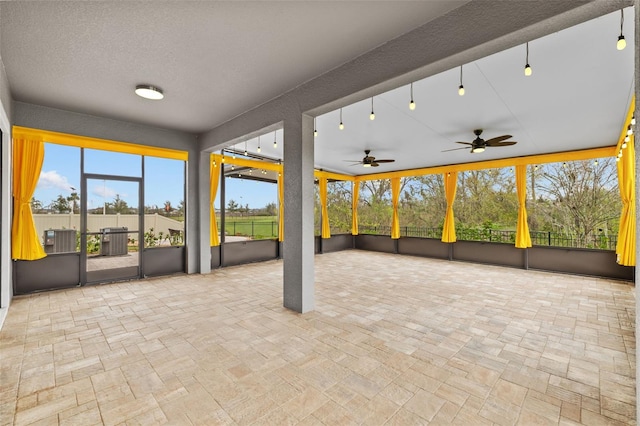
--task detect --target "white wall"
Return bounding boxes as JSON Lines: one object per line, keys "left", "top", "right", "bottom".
{"left": 0, "top": 32, "right": 12, "bottom": 328}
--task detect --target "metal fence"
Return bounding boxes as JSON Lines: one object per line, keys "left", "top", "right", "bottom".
{"left": 224, "top": 221, "right": 278, "bottom": 240}
{"left": 358, "top": 225, "right": 618, "bottom": 250}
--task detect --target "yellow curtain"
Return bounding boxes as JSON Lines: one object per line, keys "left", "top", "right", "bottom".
{"left": 319, "top": 177, "right": 331, "bottom": 238}
{"left": 12, "top": 137, "right": 47, "bottom": 260}
{"left": 278, "top": 172, "right": 284, "bottom": 242}
{"left": 391, "top": 177, "right": 401, "bottom": 239}
{"left": 515, "top": 165, "right": 532, "bottom": 248}
{"left": 441, "top": 172, "right": 457, "bottom": 243}
{"left": 209, "top": 156, "right": 220, "bottom": 246}
{"left": 351, "top": 180, "right": 359, "bottom": 235}
{"left": 616, "top": 110, "right": 635, "bottom": 266}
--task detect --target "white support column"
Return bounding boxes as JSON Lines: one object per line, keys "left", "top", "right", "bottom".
{"left": 283, "top": 114, "right": 315, "bottom": 313}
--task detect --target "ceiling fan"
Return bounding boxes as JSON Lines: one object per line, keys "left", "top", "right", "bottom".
{"left": 443, "top": 129, "right": 517, "bottom": 153}
{"left": 345, "top": 149, "right": 395, "bottom": 167}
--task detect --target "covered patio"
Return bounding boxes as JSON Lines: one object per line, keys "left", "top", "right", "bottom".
{"left": 0, "top": 250, "right": 634, "bottom": 424}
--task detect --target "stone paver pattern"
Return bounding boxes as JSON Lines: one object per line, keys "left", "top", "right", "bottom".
{"left": 0, "top": 250, "right": 635, "bottom": 425}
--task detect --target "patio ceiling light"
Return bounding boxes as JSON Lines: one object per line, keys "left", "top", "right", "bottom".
{"left": 524, "top": 42, "right": 532, "bottom": 77}
{"left": 458, "top": 66, "right": 465, "bottom": 96}
{"left": 409, "top": 82, "right": 416, "bottom": 110}
{"left": 134, "top": 84, "right": 164, "bottom": 100}
{"left": 273, "top": 130, "right": 277, "bottom": 148}
{"left": 339, "top": 108, "right": 344, "bottom": 130}
{"left": 370, "top": 97, "right": 375, "bottom": 120}
{"left": 617, "top": 9, "right": 626, "bottom": 50}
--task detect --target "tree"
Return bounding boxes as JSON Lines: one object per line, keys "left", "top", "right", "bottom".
{"left": 264, "top": 202, "right": 277, "bottom": 216}
{"left": 51, "top": 194, "right": 70, "bottom": 213}
{"left": 67, "top": 192, "right": 80, "bottom": 214}
{"left": 534, "top": 159, "right": 620, "bottom": 246}
{"left": 31, "top": 198, "right": 44, "bottom": 213}
{"left": 112, "top": 194, "right": 129, "bottom": 214}
{"left": 227, "top": 199, "right": 239, "bottom": 216}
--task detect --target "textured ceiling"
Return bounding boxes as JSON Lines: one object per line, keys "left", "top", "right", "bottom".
{"left": 1, "top": 2, "right": 634, "bottom": 176}
{"left": 0, "top": 1, "right": 468, "bottom": 134}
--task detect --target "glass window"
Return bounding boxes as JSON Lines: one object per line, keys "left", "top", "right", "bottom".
{"left": 84, "top": 149, "right": 142, "bottom": 177}
{"left": 143, "top": 157, "right": 185, "bottom": 247}
{"left": 224, "top": 173, "right": 278, "bottom": 241}
{"left": 33, "top": 143, "right": 81, "bottom": 251}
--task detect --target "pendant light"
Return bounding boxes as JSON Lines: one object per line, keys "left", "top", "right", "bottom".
{"left": 524, "top": 42, "right": 532, "bottom": 76}
{"left": 458, "top": 66, "right": 465, "bottom": 96}
{"left": 622, "top": 136, "right": 628, "bottom": 149}
{"left": 369, "top": 97, "right": 375, "bottom": 120}
{"left": 257, "top": 136, "right": 261, "bottom": 153}
{"left": 339, "top": 108, "right": 344, "bottom": 130}
{"left": 273, "top": 130, "right": 277, "bottom": 148}
{"left": 617, "top": 9, "right": 626, "bottom": 50}
{"left": 314, "top": 118, "right": 318, "bottom": 137}
{"left": 232, "top": 145, "right": 237, "bottom": 160}
{"left": 627, "top": 125, "right": 633, "bottom": 135}
{"left": 409, "top": 83, "right": 416, "bottom": 110}
{"left": 244, "top": 140, "right": 247, "bottom": 156}
{"left": 631, "top": 115, "right": 636, "bottom": 126}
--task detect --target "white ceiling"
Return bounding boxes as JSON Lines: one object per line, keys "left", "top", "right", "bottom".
{"left": 1, "top": 2, "right": 635, "bottom": 177}
{"left": 237, "top": 8, "right": 635, "bottom": 175}
{"left": 0, "top": 1, "right": 468, "bottom": 134}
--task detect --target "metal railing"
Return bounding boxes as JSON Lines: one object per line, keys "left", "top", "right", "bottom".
{"left": 224, "top": 221, "right": 278, "bottom": 240}
{"left": 358, "top": 225, "right": 618, "bottom": 250}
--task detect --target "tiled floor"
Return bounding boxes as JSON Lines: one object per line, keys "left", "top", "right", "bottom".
{"left": 0, "top": 250, "right": 635, "bottom": 425}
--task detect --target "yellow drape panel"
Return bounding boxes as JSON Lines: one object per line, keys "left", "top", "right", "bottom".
{"left": 209, "top": 157, "right": 220, "bottom": 247}
{"left": 515, "top": 165, "right": 532, "bottom": 248}
{"left": 319, "top": 177, "right": 331, "bottom": 239}
{"left": 278, "top": 173, "right": 284, "bottom": 242}
{"left": 391, "top": 177, "right": 401, "bottom": 239}
{"left": 441, "top": 172, "right": 457, "bottom": 243}
{"left": 352, "top": 180, "right": 359, "bottom": 235}
{"left": 12, "top": 137, "right": 47, "bottom": 260}
{"left": 13, "top": 126, "right": 188, "bottom": 161}
{"left": 616, "top": 131, "right": 635, "bottom": 266}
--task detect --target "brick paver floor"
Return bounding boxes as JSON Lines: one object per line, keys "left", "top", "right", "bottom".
{"left": 0, "top": 250, "right": 635, "bottom": 424}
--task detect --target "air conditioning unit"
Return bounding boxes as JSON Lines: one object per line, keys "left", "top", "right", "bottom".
{"left": 100, "top": 227, "right": 128, "bottom": 256}
{"left": 43, "top": 229, "right": 77, "bottom": 254}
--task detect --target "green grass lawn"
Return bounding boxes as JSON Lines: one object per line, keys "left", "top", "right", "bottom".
{"left": 216, "top": 215, "right": 278, "bottom": 239}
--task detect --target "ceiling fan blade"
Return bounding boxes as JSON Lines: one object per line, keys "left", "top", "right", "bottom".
{"left": 485, "top": 135, "right": 512, "bottom": 145}
{"left": 489, "top": 141, "right": 517, "bottom": 147}
{"left": 375, "top": 159, "right": 395, "bottom": 163}
{"left": 455, "top": 141, "right": 473, "bottom": 146}
{"left": 343, "top": 160, "right": 362, "bottom": 163}
{"left": 371, "top": 162, "right": 379, "bottom": 167}
{"left": 349, "top": 162, "right": 363, "bottom": 166}
{"left": 442, "top": 147, "right": 470, "bottom": 152}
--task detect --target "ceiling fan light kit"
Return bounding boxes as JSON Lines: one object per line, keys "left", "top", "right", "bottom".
{"left": 442, "top": 129, "right": 517, "bottom": 154}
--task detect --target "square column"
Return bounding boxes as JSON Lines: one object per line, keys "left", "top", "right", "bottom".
{"left": 283, "top": 114, "right": 315, "bottom": 313}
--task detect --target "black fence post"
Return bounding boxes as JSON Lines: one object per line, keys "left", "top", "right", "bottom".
{"left": 548, "top": 231, "right": 551, "bottom": 246}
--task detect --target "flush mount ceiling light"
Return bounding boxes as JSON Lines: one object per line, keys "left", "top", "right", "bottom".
{"left": 409, "top": 82, "right": 416, "bottom": 110}
{"left": 524, "top": 42, "right": 532, "bottom": 76}
{"left": 135, "top": 84, "right": 164, "bottom": 100}
{"left": 458, "top": 66, "right": 465, "bottom": 96}
{"left": 617, "top": 9, "right": 626, "bottom": 50}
